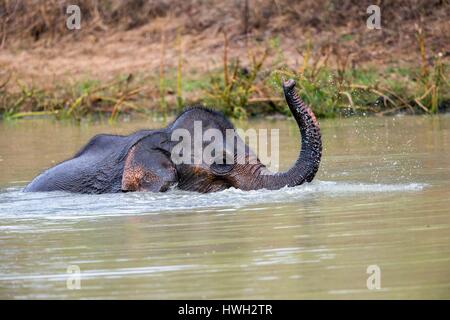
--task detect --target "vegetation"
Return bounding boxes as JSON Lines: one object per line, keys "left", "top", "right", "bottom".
{"left": 0, "top": 74, "right": 149, "bottom": 122}
{"left": 1, "top": 37, "right": 449, "bottom": 121}
{"left": 0, "top": 0, "right": 449, "bottom": 121}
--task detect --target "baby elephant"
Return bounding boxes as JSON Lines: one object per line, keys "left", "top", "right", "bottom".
{"left": 24, "top": 79, "right": 322, "bottom": 194}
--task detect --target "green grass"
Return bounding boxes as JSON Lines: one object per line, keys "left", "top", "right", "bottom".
{"left": 1, "top": 53, "right": 449, "bottom": 122}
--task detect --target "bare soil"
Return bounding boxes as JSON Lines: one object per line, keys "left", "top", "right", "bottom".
{"left": 1, "top": 0, "right": 449, "bottom": 90}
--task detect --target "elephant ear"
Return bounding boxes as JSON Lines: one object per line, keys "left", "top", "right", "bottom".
{"left": 122, "top": 142, "right": 178, "bottom": 192}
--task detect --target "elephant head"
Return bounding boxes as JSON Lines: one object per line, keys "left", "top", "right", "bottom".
{"left": 166, "top": 79, "right": 322, "bottom": 193}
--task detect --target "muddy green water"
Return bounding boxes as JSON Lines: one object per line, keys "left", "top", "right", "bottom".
{"left": 0, "top": 115, "right": 449, "bottom": 299}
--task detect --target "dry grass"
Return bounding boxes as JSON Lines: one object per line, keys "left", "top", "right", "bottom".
{"left": 1, "top": 1, "right": 448, "bottom": 42}
{"left": 0, "top": 0, "right": 449, "bottom": 120}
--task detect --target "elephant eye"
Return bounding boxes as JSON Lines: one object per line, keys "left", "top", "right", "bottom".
{"left": 210, "top": 153, "right": 234, "bottom": 174}
{"left": 211, "top": 162, "right": 233, "bottom": 174}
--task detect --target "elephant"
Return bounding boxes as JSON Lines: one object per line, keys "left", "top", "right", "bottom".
{"left": 24, "top": 79, "right": 322, "bottom": 194}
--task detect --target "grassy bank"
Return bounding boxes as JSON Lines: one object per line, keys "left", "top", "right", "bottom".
{"left": 1, "top": 35, "right": 448, "bottom": 122}
{"left": 1, "top": 0, "right": 449, "bottom": 121}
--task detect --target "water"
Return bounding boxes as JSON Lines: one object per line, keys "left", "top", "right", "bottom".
{"left": 0, "top": 115, "right": 449, "bottom": 299}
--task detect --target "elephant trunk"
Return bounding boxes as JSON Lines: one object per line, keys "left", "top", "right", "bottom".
{"left": 256, "top": 79, "right": 322, "bottom": 189}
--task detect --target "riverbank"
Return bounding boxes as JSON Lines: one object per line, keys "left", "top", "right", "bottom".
{"left": 1, "top": 0, "right": 449, "bottom": 121}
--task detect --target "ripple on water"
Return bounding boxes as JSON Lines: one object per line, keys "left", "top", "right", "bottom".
{"left": 0, "top": 181, "right": 426, "bottom": 220}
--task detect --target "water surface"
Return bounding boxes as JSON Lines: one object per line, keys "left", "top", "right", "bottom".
{"left": 0, "top": 115, "right": 449, "bottom": 299}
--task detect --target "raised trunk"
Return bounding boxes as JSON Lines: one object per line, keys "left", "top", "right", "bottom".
{"left": 256, "top": 79, "right": 322, "bottom": 189}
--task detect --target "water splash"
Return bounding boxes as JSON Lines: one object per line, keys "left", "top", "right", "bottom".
{"left": 0, "top": 181, "right": 426, "bottom": 220}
